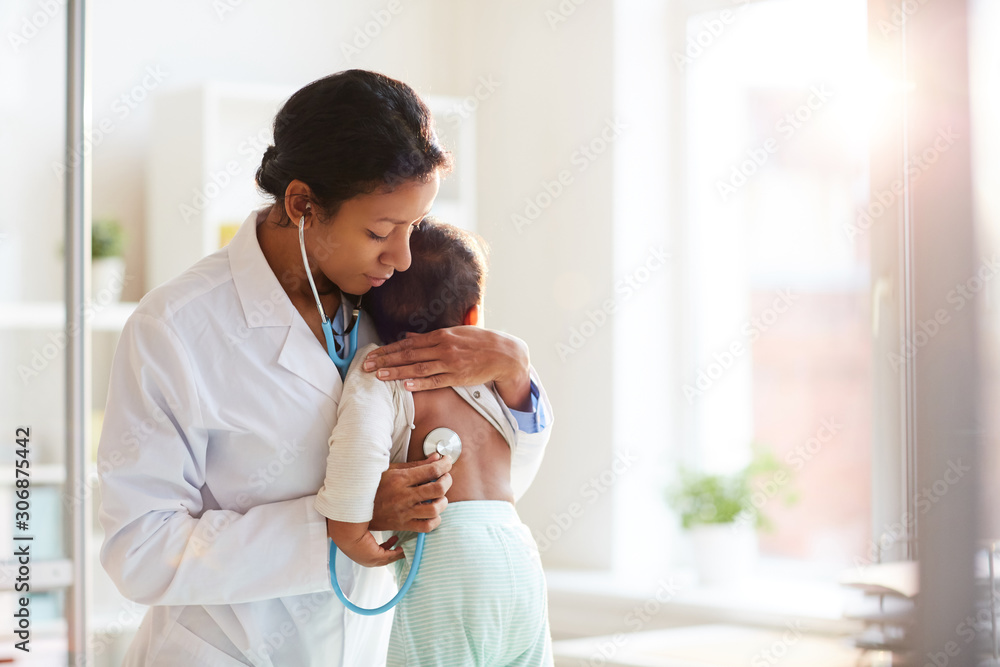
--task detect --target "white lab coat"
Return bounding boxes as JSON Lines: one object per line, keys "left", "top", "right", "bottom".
{"left": 97, "top": 207, "right": 553, "bottom": 666}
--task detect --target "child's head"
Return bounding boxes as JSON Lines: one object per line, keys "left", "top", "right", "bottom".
{"left": 365, "top": 219, "right": 488, "bottom": 343}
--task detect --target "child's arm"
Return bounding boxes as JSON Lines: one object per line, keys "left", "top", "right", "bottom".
{"left": 315, "top": 343, "right": 401, "bottom": 565}
{"left": 327, "top": 520, "right": 403, "bottom": 567}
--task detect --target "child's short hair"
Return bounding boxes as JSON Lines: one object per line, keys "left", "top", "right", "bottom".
{"left": 365, "top": 219, "right": 488, "bottom": 343}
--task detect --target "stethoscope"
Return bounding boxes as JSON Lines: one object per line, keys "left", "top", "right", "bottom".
{"left": 298, "top": 214, "right": 360, "bottom": 381}
{"left": 300, "top": 213, "right": 463, "bottom": 615}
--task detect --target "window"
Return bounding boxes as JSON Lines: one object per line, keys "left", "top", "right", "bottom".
{"left": 678, "top": 0, "right": 871, "bottom": 574}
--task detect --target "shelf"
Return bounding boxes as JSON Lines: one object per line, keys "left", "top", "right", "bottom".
{"left": 0, "top": 302, "right": 137, "bottom": 331}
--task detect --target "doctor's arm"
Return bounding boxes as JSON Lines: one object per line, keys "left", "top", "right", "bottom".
{"left": 98, "top": 314, "right": 331, "bottom": 607}
{"left": 507, "top": 366, "right": 553, "bottom": 500}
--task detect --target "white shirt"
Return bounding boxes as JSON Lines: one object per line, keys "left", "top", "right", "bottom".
{"left": 97, "top": 208, "right": 552, "bottom": 666}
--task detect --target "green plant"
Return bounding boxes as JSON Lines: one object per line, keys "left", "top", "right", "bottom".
{"left": 665, "top": 446, "right": 797, "bottom": 531}
{"left": 92, "top": 218, "right": 125, "bottom": 259}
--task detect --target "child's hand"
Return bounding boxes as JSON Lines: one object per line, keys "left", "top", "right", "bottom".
{"left": 363, "top": 534, "right": 406, "bottom": 567}
{"left": 328, "top": 520, "right": 406, "bottom": 567}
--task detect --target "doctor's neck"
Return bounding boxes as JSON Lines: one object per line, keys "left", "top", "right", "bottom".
{"left": 257, "top": 205, "right": 341, "bottom": 303}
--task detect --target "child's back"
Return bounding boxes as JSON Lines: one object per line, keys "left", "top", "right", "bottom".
{"left": 410, "top": 388, "right": 514, "bottom": 503}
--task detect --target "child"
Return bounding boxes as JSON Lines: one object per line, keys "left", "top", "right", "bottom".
{"left": 315, "top": 220, "right": 553, "bottom": 667}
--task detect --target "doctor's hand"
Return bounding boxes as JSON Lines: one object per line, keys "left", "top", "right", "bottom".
{"left": 369, "top": 453, "right": 453, "bottom": 533}
{"left": 362, "top": 327, "right": 533, "bottom": 412}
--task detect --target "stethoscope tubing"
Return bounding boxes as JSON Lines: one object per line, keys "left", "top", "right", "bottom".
{"left": 329, "top": 533, "right": 426, "bottom": 616}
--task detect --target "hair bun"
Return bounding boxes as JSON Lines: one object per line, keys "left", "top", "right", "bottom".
{"left": 262, "top": 145, "right": 278, "bottom": 166}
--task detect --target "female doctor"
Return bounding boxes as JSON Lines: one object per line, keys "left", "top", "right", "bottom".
{"left": 97, "top": 69, "right": 552, "bottom": 666}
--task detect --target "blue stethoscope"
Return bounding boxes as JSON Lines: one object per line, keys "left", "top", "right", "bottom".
{"left": 300, "top": 215, "right": 461, "bottom": 615}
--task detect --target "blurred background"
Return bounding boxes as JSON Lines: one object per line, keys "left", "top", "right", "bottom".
{"left": 1, "top": 0, "right": 997, "bottom": 664}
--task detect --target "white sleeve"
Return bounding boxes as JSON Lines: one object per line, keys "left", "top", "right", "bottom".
{"left": 510, "top": 365, "right": 554, "bottom": 501}
{"left": 314, "top": 345, "right": 396, "bottom": 523}
{"left": 97, "top": 314, "right": 331, "bottom": 606}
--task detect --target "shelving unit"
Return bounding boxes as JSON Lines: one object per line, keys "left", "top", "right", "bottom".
{"left": 0, "top": 301, "right": 137, "bottom": 662}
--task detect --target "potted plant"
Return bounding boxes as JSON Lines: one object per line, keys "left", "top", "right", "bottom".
{"left": 665, "top": 447, "right": 795, "bottom": 585}
{"left": 92, "top": 218, "right": 126, "bottom": 303}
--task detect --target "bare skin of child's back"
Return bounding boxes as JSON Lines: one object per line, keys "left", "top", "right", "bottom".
{"left": 409, "top": 387, "right": 514, "bottom": 504}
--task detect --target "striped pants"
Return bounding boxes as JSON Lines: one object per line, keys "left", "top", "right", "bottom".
{"left": 387, "top": 501, "right": 553, "bottom": 667}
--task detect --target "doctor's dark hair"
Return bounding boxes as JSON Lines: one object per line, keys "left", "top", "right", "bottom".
{"left": 255, "top": 69, "right": 452, "bottom": 220}
{"left": 364, "top": 220, "right": 488, "bottom": 344}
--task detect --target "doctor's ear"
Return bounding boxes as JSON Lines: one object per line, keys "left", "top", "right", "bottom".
{"left": 283, "top": 180, "right": 316, "bottom": 225}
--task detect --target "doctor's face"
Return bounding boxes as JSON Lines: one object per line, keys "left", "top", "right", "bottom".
{"left": 309, "top": 173, "right": 440, "bottom": 296}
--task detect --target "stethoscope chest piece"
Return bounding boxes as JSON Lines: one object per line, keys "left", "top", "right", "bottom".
{"left": 422, "top": 427, "right": 462, "bottom": 462}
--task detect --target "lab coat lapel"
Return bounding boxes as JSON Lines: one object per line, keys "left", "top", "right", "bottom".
{"left": 277, "top": 323, "right": 343, "bottom": 401}
{"left": 228, "top": 207, "right": 343, "bottom": 402}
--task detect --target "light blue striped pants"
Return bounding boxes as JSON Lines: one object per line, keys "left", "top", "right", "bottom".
{"left": 388, "top": 501, "right": 553, "bottom": 667}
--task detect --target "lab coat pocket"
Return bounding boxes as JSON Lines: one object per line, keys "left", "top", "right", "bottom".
{"left": 156, "top": 620, "right": 253, "bottom": 666}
